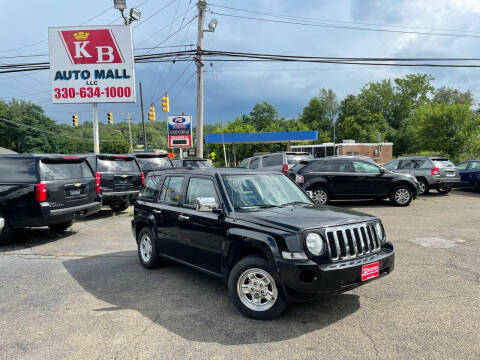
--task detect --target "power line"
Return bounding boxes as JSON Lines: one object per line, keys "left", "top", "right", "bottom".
{"left": 208, "top": 10, "right": 480, "bottom": 39}
{"left": 208, "top": 3, "right": 480, "bottom": 36}
{"left": 133, "top": 0, "right": 178, "bottom": 29}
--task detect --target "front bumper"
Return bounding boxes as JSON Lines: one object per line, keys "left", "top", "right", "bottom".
{"left": 276, "top": 243, "right": 395, "bottom": 302}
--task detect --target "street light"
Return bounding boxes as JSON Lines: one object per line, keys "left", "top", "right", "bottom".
{"left": 113, "top": 0, "right": 126, "bottom": 10}
{"left": 113, "top": 0, "right": 141, "bottom": 25}
{"left": 205, "top": 18, "right": 218, "bottom": 32}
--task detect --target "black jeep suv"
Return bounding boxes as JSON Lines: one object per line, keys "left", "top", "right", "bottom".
{"left": 134, "top": 152, "right": 173, "bottom": 176}
{"left": 84, "top": 154, "right": 143, "bottom": 212}
{"left": 0, "top": 154, "right": 101, "bottom": 244}
{"left": 132, "top": 168, "right": 394, "bottom": 319}
{"left": 287, "top": 157, "right": 420, "bottom": 206}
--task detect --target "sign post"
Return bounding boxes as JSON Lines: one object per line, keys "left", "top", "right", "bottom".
{"left": 48, "top": 25, "right": 136, "bottom": 152}
{"left": 168, "top": 115, "right": 193, "bottom": 150}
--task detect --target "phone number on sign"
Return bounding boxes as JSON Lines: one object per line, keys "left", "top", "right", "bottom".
{"left": 53, "top": 87, "right": 132, "bottom": 99}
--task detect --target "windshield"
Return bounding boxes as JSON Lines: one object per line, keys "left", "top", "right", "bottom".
{"left": 286, "top": 154, "right": 313, "bottom": 165}
{"left": 136, "top": 157, "right": 172, "bottom": 170}
{"left": 97, "top": 158, "right": 139, "bottom": 172}
{"left": 432, "top": 159, "right": 455, "bottom": 168}
{"left": 222, "top": 174, "right": 313, "bottom": 210}
{"left": 184, "top": 160, "right": 212, "bottom": 168}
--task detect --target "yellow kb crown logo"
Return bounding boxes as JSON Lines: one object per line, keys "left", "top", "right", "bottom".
{"left": 73, "top": 31, "right": 89, "bottom": 41}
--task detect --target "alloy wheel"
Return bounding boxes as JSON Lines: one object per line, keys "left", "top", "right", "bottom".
{"left": 140, "top": 234, "right": 153, "bottom": 262}
{"left": 418, "top": 181, "right": 426, "bottom": 195}
{"left": 312, "top": 189, "right": 328, "bottom": 205}
{"left": 237, "top": 268, "right": 278, "bottom": 312}
{"left": 395, "top": 188, "right": 411, "bottom": 205}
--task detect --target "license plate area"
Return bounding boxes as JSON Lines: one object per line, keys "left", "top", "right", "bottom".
{"left": 69, "top": 189, "right": 81, "bottom": 196}
{"left": 361, "top": 262, "right": 379, "bottom": 281}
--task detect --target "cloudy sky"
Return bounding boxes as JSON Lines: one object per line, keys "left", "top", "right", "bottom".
{"left": 2, "top": 0, "right": 480, "bottom": 127}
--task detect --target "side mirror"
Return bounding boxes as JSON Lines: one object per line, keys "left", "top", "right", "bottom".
{"left": 379, "top": 168, "right": 385, "bottom": 175}
{"left": 196, "top": 197, "right": 218, "bottom": 212}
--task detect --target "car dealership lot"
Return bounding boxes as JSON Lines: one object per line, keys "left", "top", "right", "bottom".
{"left": 0, "top": 191, "right": 479, "bottom": 360}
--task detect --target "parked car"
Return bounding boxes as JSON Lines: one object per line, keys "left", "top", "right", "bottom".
{"left": 239, "top": 152, "right": 313, "bottom": 174}
{"left": 84, "top": 154, "right": 143, "bottom": 212}
{"left": 457, "top": 160, "right": 480, "bottom": 190}
{"left": 383, "top": 156, "right": 461, "bottom": 195}
{"left": 173, "top": 158, "right": 212, "bottom": 168}
{"left": 134, "top": 152, "right": 173, "bottom": 176}
{"left": 132, "top": 168, "right": 394, "bottom": 319}
{"left": 0, "top": 154, "right": 102, "bottom": 244}
{"left": 287, "top": 157, "right": 419, "bottom": 206}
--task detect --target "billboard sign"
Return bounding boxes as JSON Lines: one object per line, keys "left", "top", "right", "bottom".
{"left": 48, "top": 25, "right": 135, "bottom": 104}
{"left": 168, "top": 115, "right": 192, "bottom": 148}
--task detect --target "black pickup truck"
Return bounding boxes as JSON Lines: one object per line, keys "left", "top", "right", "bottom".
{"left": 132, "top": 168, "right": 394, "bottom": 319}
{"left": 84, "top": 154, "right": 143, "bottom": 212}
{"left": 0, "top": 154, "right": 101, "bottom": 244}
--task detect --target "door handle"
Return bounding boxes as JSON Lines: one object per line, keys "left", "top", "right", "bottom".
{"left": 153, "top": 209, "right": 162, "bottom": 215}
{"left": 178, "top": 215, "right": 190, "bottom": 221}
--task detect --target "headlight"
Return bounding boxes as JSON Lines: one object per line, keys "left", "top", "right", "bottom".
{"left": 305, "top": 232, "right": 325, "bottom": 255}
{"left": 375, "top": 222, "right": 385, "bottom": 243}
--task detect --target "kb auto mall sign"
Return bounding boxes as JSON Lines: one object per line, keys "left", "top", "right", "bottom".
{"left": 48, "top": 25, "right": 135, "bottom": 103}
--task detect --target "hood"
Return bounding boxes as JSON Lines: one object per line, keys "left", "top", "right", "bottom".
{"left": 232, "top": 205, "right": 378, "bottom": 233}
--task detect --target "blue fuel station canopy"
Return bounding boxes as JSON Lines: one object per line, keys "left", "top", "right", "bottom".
{"left": 205, "top": 131, "right": 318, "bottom": 144}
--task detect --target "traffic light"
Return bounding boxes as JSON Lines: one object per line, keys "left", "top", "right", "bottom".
{"left": 72, "top": 113, "right": 78, "bottom": 127}
{"left": 161, "top": 95, "right": 169, "bottom": 112}
{"left": 148, "top": 105, "right": 155, "bottom": 121}
{"left": 107, "top": 112, "right": 113, "bottom": 124}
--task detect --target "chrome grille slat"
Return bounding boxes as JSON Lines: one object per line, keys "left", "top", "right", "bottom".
{"left": 324, "top": 222, "right": 382, "bottom": 262}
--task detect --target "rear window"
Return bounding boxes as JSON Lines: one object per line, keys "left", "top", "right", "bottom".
{"left": 40, "top": 160, "right": 93, "bottom": 181}
{"left": 262, "top": 154, "right": 283, "bottom": 167}
{"left": 97, "top": 157, "right": 139, "bottom": 172}
{"left": 286, "top": 154, "right": 313, "bottom": 165}
{"left": 184, "top": 160, "right": 211, "bottom": 168}
{"left": 136, "top": 157, "right": 172, "bottom": 169}
{"left": 432, "top": 159, "right": 455, "bottom": 168}
{"left": 0, "top": 158, "right": 36, "bottom": 182}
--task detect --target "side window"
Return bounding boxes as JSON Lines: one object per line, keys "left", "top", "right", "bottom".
{"left": 353, "top": 161, "right": 381, "bottom": 174}
{"left": 413, "top": 159, "right": 426, "bottom": 168}
{"left": 262, "top": 154, "right": 283, "bottom": 167}
{"left": 249, "top": 157, "right": 260, "bottom": 169}
{"left": 309, "top": 161, "right": 327, "bottom": 172}
{"left": 158, "top": 176, "right": 184, "bottom": 204}
{"left": 456, "top": 162, "right": 468, "bottom": 170}
{"left": 185, "top": 177, "right": 219, "bottom": 208}
{"left": 471, "top": 162, "right": 480, "bottom": 170}
{"left": 398, "top": 160, "right": 414, "bottom": 169}
{"left": 140, "top": 176, "right": 160, "bottom": 200}
{"left": 238, "top": 158, "right": 249, "bottom": 168}
{"left": 0, "top": 158, "right": 36, "bottom": 182}
{"left": 328, "top": 161, "right": 354, "bottom": 173}
{"left": 384, "top": 159, "right": 399, "bottom": 170}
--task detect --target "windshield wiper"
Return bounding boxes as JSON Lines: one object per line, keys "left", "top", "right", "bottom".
{"left": 280, "top": 201, "right": 313, "bottom": 207}
{"left": 236, "top": 204, "right": 279, "bottom": 210}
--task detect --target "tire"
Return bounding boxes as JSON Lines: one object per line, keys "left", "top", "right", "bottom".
{"left": 417, "top": 178, "right": 429, "bottom": 195}
{"left": 438, "top": 188, "right": 451, "bottom": 194}
{"left": 228, "top": 255, "right": 287, "bottom": 320}
{"left": 0, "top": 219, "right": 15, "bottom": 245}
{"left": 390, "top": 185, "right": 413, "bottom": 207}
{"left": 49, "top": 219, "right": 74, "bottom": 233}
{"left": 111, "top": 202, "right": 129, "bottom": 213}
{"left": 137, "top": 227, "right": 162, "bottom": 269}
{"left": 310, "top": 186, "right": 330, "bottom": 205}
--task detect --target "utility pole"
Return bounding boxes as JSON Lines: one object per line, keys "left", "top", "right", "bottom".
{"left": 92, "top": 103, "right": 99, "bottom": 153}
{"left": 139, "top": 82, "right": 147, "bottom": 150}
{"left": 124, "top": 112, "right": 134, "bottom": 153}
{"left": 196, "top": 0, "right": 207, "bottom": 159}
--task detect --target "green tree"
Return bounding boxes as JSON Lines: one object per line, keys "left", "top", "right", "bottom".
{"left": 433, "top": 86, "right": 474, "bottom": 105}
{"left": 300, "top": 88, "right": 338, "bottom": 142}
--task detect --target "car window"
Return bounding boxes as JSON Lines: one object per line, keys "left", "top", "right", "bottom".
{"left": 184, "top": 160, "right": 211, "bottom": 168}
{"left": 398, "top": 160, "right": 414, "bottom": 169}
{"left": 0, "top": 158, "right": 36, "bottom": 182}
{"left": 97, "top": 157, "right": 139, "bottom": 172}
{"left": 470, "top": 161, "right": 480, "bottom": 170}
{"left": 384, "top": 159, "right": 399, "bottom": 170}
{"left": 432, "top": 159, "right": 455, "bottom": 168}
{"left": 328, "top": 161, "right": 354, "bottom": 173}
{"left": 136, "top": 157, "right": 172, "bottom": 170}
{"left": 286, "top": 154, "right": 313, "bottom": 165}
{"left": 413, "top": 159, "right": 426, "bottom": 168}
{"left": 456, "top": 162, "right": 468, "bottom": 170}
{"left": 159, "top": 176, "right": 184, "bottom": 204}
{"left": 185, "top": 177, "right": 219, "bottom": 208}
{"left": 353, "top": 161, "right": 381, "bottom": 174}
{"left": 238, "top": 158, "right": 249, "bottom": 168}
{"left": 140, "top": 175, "right": 161, "bottom": 200}
{"left": 40, "top": 160, "right": 94, "bottom": 181}
{"left": 249, "top": 157, "right": 260, "bottom": 169}
{"left": 309, "top": 161, "right": 328, "bottom": 172}
{"left": 262, "top": 154, "right": 283, "bottom": 167}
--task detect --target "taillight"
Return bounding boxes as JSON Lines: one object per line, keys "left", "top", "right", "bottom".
{"left": 35, "top": 182, "right": 47, "bottom": 202}
{"left": 141, "top": 172, "right": 145, "bottom": 185}
{"left": 282, "top": 164, "right": 288, "bottom": 174}
{"left": 431, "top": 167, "right": 440, "bottom": 176}
{"left": 95, "top": 172, "right": 101, "bottom": 194}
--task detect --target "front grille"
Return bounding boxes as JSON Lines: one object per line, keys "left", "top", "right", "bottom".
{"left": 325, "top": 223, "right": 381, "bottom": 261}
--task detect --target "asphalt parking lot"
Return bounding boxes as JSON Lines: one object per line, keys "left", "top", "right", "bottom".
{"left": 0, "top": 190, "right": 479, "bottom": 360}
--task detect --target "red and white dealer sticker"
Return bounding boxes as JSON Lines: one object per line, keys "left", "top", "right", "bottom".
{"left": 361, "top": 262, "right": 380, "bottom": 281}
